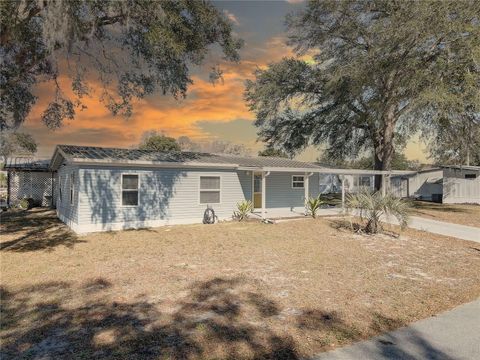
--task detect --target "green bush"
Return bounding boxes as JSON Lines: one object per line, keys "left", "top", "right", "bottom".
{"left": 305, "top": 196, "right": 326, "bottom": 218}
{"left": 233, "top": 200, "right": 253, "bottom": 221}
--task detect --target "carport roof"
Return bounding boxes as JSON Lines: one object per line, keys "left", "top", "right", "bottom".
{"left": 3, "top": 158, "right": 51, "bottom": 172}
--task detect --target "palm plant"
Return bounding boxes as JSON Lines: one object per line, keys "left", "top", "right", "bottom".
{"left": 345, "top": 190, "right": 410, "bottom": 234}
{"left": 233, "top": 200, "right": 253, "bottom": 221}
{"left": 305, "top": 195, "right": 326, "bottom": 218}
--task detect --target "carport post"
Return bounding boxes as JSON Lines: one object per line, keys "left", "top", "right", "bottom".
{"left": 304, "top": 172, "right": 314, "bottom": 215}
{"left": 261, "top": 171, "right": 270, "bottom": 219}
{"left": 381, "top": 174, "right": 386, "bottom": 196}
{"left": 341, "top": 175, "right": 346, "bottom": 210}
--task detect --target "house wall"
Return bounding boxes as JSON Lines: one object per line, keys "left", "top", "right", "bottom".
{"left": 72, "top": 166, "right": 252, "bottom": 233}
{"left": 58, "top": 166, "right": 322, "bottom": 233}
{"left": 56, "top": 164, "right": 79, "bottom": 227}
{"left": 442, "top": 168, "right": 480, "bottom": 204}
{"left": 8, "top": 171, "right": 54, "bottom": 207}
{"left": 407, "top": 169, "right": 444, "bottom": 201}
{"left": 265, "top": 172, "right": 319, "bottom": 210}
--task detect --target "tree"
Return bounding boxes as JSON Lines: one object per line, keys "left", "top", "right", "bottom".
{"left": 1, "top": 0, "right": 242, "bottom": 131}
{"left": 138, "top": 131, "right": 180, "bottom": 152}
{"left": 318, "top": 151, "right": 418, "bottom": 170}
{"left": 258, "top": 147, "right": 288, "bottom": 158}
{"left": 0, "top": 131, "right": 37, "bottom": 163}
{"left": 245, "top": 0, "right": 479, "bottom": 189}
{"left": 428, "top": 118, "right": 480, "bottom": 166}
{"left": 176, "top": 136, "right": 252, "bottom": 156}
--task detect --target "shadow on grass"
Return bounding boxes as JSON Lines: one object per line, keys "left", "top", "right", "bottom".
{"left": 0, "top": 208, "right": 84, "bottom": 252}
{"left": 0, "top": 276, "right": 456, "bottom": 360}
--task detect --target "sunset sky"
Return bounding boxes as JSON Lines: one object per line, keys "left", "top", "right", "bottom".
{"left": 21, "top": 0, "right": 428, "bottom": 162}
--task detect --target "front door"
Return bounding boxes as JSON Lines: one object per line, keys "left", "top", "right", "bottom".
{"left": 253, "top": 173, "right": 262, "bottom": 209}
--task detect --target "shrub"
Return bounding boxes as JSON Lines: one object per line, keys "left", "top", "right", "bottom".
{"left": 345, "top": 190, "right": 410, "bottom": 234}
{"left": 233, "top": 200, "right": 253, "bottom": 221}
{"left": 305, "top": 196, "right": 326, "bottom": 218}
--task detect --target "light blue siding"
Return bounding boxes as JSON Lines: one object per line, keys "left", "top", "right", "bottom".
{"left": 77, "top": 166, "right": 253, "bottom": 228}
{"left": 56, "top": 163, "right": 79, "bottom": 224}
{"left": 265, "top": 172, "right": 319, "bottom": 209}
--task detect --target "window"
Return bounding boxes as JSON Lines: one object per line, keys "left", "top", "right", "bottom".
{"left": 70, "top": 173, "right": 75, "bottom": 205}
{"left": 359, "top": 176, "right": 371, "bottom": 187}
{"left": 199, "top": 176, "right": 221, "bottom": 204}
{"left": 465, "top": 174, "right": 477, "bottom": 179}
{"left": 122, "top": 174, "right": 139, "bottom": 206}
{"left": 292, "top": 175, "right": 305, "bottom": 189}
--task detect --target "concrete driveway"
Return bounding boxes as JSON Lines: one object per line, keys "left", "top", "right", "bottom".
{"left": 312, "top": 299, "right": 480, "bottom": 360}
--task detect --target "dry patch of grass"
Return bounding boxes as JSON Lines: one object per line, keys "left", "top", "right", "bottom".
{"left": 410, "top": 201, "right": 480, "bottom": 227}
{"left": 1, "top": 209, "right": 480, "bottom": 359}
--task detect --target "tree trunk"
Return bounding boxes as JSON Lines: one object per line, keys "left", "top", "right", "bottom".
{"left": 373, "top": 109, "right": 396, "bottom": 191}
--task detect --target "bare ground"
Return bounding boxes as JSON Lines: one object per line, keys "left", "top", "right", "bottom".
{"left": 1, "top": 208, "right": 479, "bottom": 359}
{"left": 410, "top": 201, "right": 480, "bottom": 227}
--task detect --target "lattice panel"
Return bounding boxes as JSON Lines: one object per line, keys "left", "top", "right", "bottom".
{"left": 9, "top": 171, "right": 54, "bottom": 207}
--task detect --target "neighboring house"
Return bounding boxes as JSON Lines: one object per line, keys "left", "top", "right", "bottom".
{"left": 3, "top": 158, "right": 55, "bottom": 207}
{"left": 390, "top": 166, "right": 480, "bottom": 204}
{"left": 49, "top": 145, "right": 325, "bottom": 233}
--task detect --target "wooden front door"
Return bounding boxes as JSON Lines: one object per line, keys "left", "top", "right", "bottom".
{"left": 253, "top": 173, "right": 262, "bottom": 208}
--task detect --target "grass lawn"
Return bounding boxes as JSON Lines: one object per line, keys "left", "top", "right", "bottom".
{"left": 1, "top": 209, "right": 479, "bottom": 359}
{"left": 410, "top": 201, "right": 480, "bottom": 227}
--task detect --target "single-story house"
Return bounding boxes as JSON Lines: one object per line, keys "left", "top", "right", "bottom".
{"left": 49, "top": 145, "right": 329, "bottom": 233}
{"left": 3, "top": 158, "right": 55, "bottom": 207}
{"left": 390, "top": 166, "right": 480, "bottom": 204}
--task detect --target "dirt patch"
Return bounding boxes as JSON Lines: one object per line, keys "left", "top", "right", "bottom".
{"left": 1, "top": 210, "right": 479, "bottom": 359}
{"left": 410, "top": 201, "right": 480, "bottom": 227}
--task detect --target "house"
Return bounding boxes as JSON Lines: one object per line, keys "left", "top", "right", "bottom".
{"left": 390, "top": 166, "right": 480, "bottom": 204}
{"left": 49, "top": 145, "right": 327, "bottom": 233}
{"left": 3, "top": 158, "right": 55, "bottom": 207}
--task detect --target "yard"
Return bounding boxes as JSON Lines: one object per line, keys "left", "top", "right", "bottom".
{"left": 410, "top": 201, "right": 480, "bottom": 227}
{"left": 1, "top": 209, "right": 480, "bottom": 359}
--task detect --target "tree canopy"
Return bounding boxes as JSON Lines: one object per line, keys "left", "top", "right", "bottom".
{"left": 258, "top": 147, "right": 288, "bottom": 158}
{"left": 138, "top": 131, "right": 180, "bottom": 152}
{"left": 1, "top": 0, "right": 242, "bottom": 131}
{"left": 0, "top": 131, "right": 37, "bottom": 162}
{"left": 245, "top": 0, "right": 479, "bottom": 188}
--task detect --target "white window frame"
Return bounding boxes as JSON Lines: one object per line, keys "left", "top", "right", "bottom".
{"left": 69, "top": 172, "right": 75, "bottom": 206}
{"left": 121, "top": 173, "right": 140, "bottom": 207}
{"left": 199, "top": 175, "right": 221, "bottom": 205}
{"left": 292, "top": 175, "right": 305, "bottom": 189}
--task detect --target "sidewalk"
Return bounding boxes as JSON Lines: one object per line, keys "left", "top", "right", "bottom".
{"left": 312, "top": 299, "right": 480, "bottom": 360}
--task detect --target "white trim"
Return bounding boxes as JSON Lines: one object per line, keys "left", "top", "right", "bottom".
{"left": 121, "top": 173, "right": 140, "bottom": 207}
{"left": 198, "top": 175, "right": 222, "bottom": 205}
{"left": 252, "top": 172, "right": 263, "bottom": 209}
{"left": 292, "top": 174, "right": 305, "bottom": 189}
{"left": 69, "top": 172, "right": 75, "bottom": 206}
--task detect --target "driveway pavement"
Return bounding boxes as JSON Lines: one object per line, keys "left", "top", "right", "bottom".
{"left": 386, "top": 215, "right": 479, "bottom": 243}
{"left": 312, "top": 299, "right": 480, "bottom": 360}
